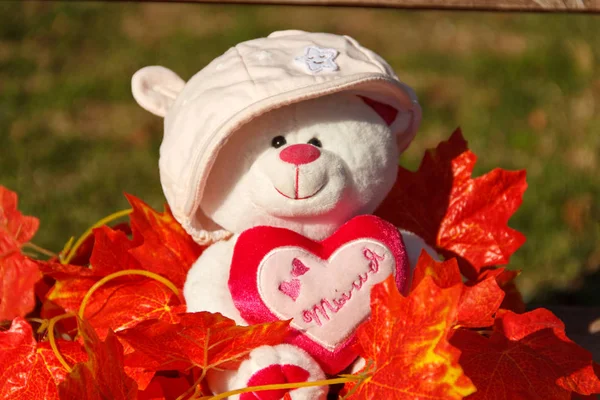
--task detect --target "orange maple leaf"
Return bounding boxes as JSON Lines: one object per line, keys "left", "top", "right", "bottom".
{"left": 0, "top": 317, "right": 87, "bottom": 400}
{"left": 126, "top": 194, "right": 204, "bottom": 290}
{"left": 451, "top": 309, "right": 600, "bottom": 399}
{"left": 479, "top": 267, "right": 525, "bottom": 313}
{"left": 348, "top": 275, "right": 476, "bottom": 399}
{"left": 0, "top": 186, "right": 39, "bottom": 250}
{"left": 118, "top": 312, "right": 291, "bottom": 372}
{"left": 0, "top": 186, "right": 42, "bottom": 320}
{"left": 411, "top": 251, "right": 505, "bottom": 328}
{"left": 41, "top": 194, "right": 200, "bottom": 339}
{"left": 48, "top": 277, "right": 185, "bottom": 339}
{"left": 58, "top": 317, "right": 138, "bottom": 400}
{"left": 376, "top": 129, "right": 527, "bottom": 278}
{"left": 137, "top": 375, "right": 192, "bottom": 400}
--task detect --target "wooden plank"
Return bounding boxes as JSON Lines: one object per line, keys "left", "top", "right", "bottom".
{"left": 175, "top": 0, "right": 600, "bottom": 12}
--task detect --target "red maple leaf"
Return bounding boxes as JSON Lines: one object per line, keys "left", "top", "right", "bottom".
{"left": 0, "top": 317, "right": 87, "bottom": 399}
{"left": 451, "top": 308, "right": 600, "bottom": 399}
{"left": 126, "top": 194, "right": 204, "bottom": 289}
{"left": 0, "top": 186, "right": 42, "bottom": 320}
{"left": 49, "top": 277, "right": 185, "bottom": 338}
{"left": 480, "top": 267, "right": 525, "bottom": 313}
{"left": 41, "top": 194, "right": 199, "bottom": 339}
{"left": 0, "top": 187, "right": 39, "bottom": 251}
{"left": 58, "top": 317, "right": 138, "bottom": 400}
{"left": 89, "top": 225, "right": 141, "bottom": 276}
{"left": 376, "top": 129, "right": 527, "bottom": 278}
{"left": 410, "top": 251, "right": 505, "bottom": 328}
{"left": 347, "top": 275, "right": 476, "bottom": 399}
{"left": 1, "top": 253, "right": 42, "bottom": 321}
{"left": 572, "top": 394, "right": 600, "bottom": 400}
{"left": 66, "top": 221, "right": 133, "bottom": 267}
{"left": 118, "top": 312, "right": 291, "bottom": 373}
{"left": 138, "top": 374, "right": 193, "bottom": 400}
{"left": 42, "top": 227, "right": 184, "bottom": 338}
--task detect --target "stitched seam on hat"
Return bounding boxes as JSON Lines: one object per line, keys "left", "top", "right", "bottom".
{"left": 344, "top": 35, "right": 386, "bottom": 75}
{"left": 235, "top": 45, "right": 257, "bottom": 93}
{"left": 360, "top": 49, "right": 386, "bottom": 75}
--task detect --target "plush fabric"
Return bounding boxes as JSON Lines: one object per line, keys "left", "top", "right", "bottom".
{"left": 175, "top": 85, "right": 433, "bottom": 399}
{"left": 228, "top": 215, "right": 409, "bottom": 374}
{"left": 279, "top": 144, "right": 321, "bottom": 166}
{"left": 135, "top": 31, "right": 435, "bottom": 400}
{"left": 207, "top": 344, "right": 327, "bottom": 400}
{"left": 131, "top": 66, "right": 185, "bottom": 117}
{"left": 183, "top": 230, "right": 436, "bottom": 323}
{"left": 358, "top": 95, "right": 398, "bottom": 126}
{"left": 241, "top": 364, "right": 309, "bottom": 400}
{"left": 131, "top": 30, "right": 421, "bottom": 244}
{"left": 183, "top": 235, "right": 244, "bottom": 324}
{"left": 200, "top": 93, "right": 406, "bottom": 241}
{"left": 174, "top": 88, "right": 436, "bottom": 397}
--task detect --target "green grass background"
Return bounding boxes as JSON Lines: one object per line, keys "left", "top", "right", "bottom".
{"left": 1, "top": 2, "right": 598, "bottom": 305}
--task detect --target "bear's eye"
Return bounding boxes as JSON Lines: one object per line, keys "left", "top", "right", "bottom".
{"left": 307, "top": 138, "right": 322, "bottom": 148}
{"left": 271, "top": 136, "right": 287, "bottom": 149}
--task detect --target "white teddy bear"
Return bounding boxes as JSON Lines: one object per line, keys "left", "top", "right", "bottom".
{"left": 132, "top": 30, "right": 436, "bottom": 399}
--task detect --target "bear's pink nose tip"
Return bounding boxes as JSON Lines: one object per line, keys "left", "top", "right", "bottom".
{"left": 279, "top": 144, "right": 321, "bottom": 165}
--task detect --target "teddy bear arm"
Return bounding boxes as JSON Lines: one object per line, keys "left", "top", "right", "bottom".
{"left": 398, "top": 229, "right": 439, "bottom": 271}
{"left": 183, "top": 235, "right": 244, "bottom": 324}
{"left": 185, "top": 238, "right": 328, "bottom": 399}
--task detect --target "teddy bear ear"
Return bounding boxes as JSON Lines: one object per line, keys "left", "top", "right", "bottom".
{"left": 358, "top": 95, "right": 418, "bottom": 151}
{"left": 131, "top": 66, "right": 186, "bottom": 117}
{"left": 358, "top": 96, "right": 398, "bottom": 126}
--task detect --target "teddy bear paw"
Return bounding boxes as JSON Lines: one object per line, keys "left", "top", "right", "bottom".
{"left": 209, "top": 344, "right": 328, "bottom": 400}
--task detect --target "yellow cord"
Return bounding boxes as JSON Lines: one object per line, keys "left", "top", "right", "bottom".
{"left": 206, "top": 377, "right": 360, "bottom": 400}
{"left": 22, "top": 242, "right": 57, "bottom": 258}
{"left": 47, "top": 313, "right": 76, "bottom": 373}
{"left": 78, "top": 269, "right": 180, "bottom": 318}
{"left": 46, "top": 268, "right": 178, "bottom": 373}
{"left": 62, "top": 208, "right": 133, "bottom": 264}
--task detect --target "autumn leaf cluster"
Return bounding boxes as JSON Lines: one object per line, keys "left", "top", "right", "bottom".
{"left": 1, "top": 129, "right": 598, "bottom": 399}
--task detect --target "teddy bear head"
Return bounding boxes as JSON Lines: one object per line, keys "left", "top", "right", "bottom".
{"left": 199, "top": 91, "right": 414, "bottom": 240}
{"left": 132, "top": 31, "right": 421, "bottom": 244}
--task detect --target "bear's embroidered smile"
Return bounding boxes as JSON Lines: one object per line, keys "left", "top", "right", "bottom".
{"left": 271, "top": 143, "right": 329, "bottom": 200}
{"left": 274, "top": 181, "right": 326, "bottom": 201}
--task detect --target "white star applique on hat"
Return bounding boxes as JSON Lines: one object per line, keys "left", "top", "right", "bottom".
{"left": 294, "top": 46, "right": 339, "bottom": 73}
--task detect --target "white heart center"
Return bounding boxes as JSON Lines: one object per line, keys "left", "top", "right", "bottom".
{"left": 257, "top": 239, "right": 396, "bottom": 350}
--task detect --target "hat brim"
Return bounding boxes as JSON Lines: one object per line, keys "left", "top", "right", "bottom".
{"left": 176, "top": 73, "right": 421, "bottom": 242}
